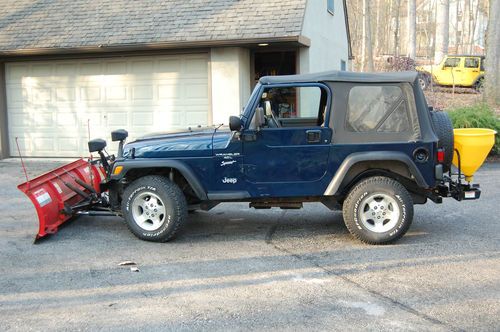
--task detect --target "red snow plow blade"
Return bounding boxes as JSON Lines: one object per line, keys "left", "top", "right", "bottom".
{"left": 17, "top": 159, "right": 106, "bottom": 241}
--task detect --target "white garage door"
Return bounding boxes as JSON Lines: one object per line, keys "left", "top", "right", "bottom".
{"left": 6, "top": 54, "right": 210, "bottom": 157}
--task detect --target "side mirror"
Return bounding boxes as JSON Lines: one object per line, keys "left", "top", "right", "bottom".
{"left": 111, "top": 129, "right": 128, "bottom": 158}
{"left": 88, "top": 138, "right": 107, "bottom": 153}
{"left": 229, "top": 116, "right": 242, "bottom": 131}
{"left": 111, "top": 129, "right": 128, "bottom": 142}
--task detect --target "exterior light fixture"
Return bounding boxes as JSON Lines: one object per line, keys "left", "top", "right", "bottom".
{"left": 258, "top": 43, "right": 269, "bottom": 47}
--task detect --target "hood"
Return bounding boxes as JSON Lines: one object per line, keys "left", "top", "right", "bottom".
{"left": 416, "top": 64, "right": 436, "bottom": 74}
{"left": 123, "top": 126, "right": 218, "bottom": 159}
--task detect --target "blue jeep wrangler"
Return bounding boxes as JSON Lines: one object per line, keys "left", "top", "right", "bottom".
{"left": 86, "top": 71, "right": 481, "bottom": 245}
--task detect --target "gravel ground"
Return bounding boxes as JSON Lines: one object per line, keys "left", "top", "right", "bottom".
{"left": 0, "top": 158, "right": 499, "bottom": 331}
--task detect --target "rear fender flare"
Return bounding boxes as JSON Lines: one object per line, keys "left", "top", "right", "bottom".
{"left": 472, "top": 74, "right": 484, "bottom": 86}
{"left": 110, "top": 160, "right": 207, "bottom": 200}
{"left": 323, "top": 152, "right": 429, "bottom": 196}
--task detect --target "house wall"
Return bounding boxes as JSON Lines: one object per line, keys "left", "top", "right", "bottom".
{"left": 210, "top": 47, "right": 250, "bottom": 126}
{"left": 0, "top": 63, "right": 8, "bottom": 159}
{"left": 299, "top": 0, "right": 349, "bottom": 74}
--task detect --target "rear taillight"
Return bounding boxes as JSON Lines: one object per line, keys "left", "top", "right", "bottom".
{"left": 437, "top": 148, "right": 445, "bottom": 163}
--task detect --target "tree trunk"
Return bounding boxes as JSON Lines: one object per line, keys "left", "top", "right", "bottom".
{"left": 463, "top": 0, "right": 470, "bottom": 54}
{"left": 407, "top": 0, "right": 417, "bottom": 59}
{"left": 468, "top": 1, "right": 480, "bottom": 54}
{"left": 485, "top": 0, "right": 500, "bottom": 106}
{"left": 454, "top": 0, "right": 460, "bottom": 54}
{"left": 434, "top": 0, "right": 450, "bottom": 64}
{"left": 393, "top": 0, "right": 401, "bottom": 56}
{"left": 362, "top": 0, "right": 374, "bottom": 71}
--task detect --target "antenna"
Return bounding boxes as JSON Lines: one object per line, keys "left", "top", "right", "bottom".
{"left": 15, "top": 137, "right": 30, "bottom": 189}
{"left": 87, "top": 118, "right": 94, "bottom": 185}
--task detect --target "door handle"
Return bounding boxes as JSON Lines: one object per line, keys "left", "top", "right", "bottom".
{"left": 306, "top": 130, "right": 321, "bottom": 143}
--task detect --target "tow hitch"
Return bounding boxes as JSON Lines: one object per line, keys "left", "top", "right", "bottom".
{"left": 434, "top": 128, "right": 496, "bottom": 202}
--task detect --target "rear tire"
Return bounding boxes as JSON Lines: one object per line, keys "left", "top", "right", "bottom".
{"left": 430, "top": 111, "right": 454, "bottom": 172}
{"left": 122, "top": 175, "right": 187, "bottom": 242}
{"left": 474, "top": 77, "right": 484, "bottom": 93}
{"left": 418, "top": 73, "right": 430, "bottom": 90}
{"left": 342, "top": 176, "right": 413, "bottom": 245}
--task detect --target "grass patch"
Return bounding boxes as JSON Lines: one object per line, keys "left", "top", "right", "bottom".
{"left": 448, "top": 103, "right": 500, "bottom": 154}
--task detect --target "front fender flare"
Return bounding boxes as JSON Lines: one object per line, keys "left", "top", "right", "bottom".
{"left": 110, "top": 159, "right": 207, "bottom": 200}
{"left": 323, "top": 151, "right": 429, "bottom": 196}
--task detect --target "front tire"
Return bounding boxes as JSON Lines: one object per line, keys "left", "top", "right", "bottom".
{"left": 342, "top": 176, "right": 413, "bottom": 245}
{"left": 122, "top": 175, "right": 187, "bottom": 242}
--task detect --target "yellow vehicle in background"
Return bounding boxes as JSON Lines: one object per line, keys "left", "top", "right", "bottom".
{"left": 416, "top": 55, "right": 485, "bottom": 91}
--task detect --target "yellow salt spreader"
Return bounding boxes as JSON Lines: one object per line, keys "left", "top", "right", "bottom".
{"left": 438, "top": 128, "right": 497, "bottom": 201}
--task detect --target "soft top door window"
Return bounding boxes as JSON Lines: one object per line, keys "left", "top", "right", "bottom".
{"left": 255, "top": 85, "right": 330, "bottom": 128}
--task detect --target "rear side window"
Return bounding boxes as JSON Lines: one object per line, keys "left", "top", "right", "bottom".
{"left": 347, "top": 86, "right": 410, "bottom": 133}
{"left": 464, "top": 58, "right": 479, "bottom": 68}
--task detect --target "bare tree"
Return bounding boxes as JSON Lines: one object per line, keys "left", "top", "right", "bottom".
{"left": 462, "top": 0, "right": 470, "bottom": 53}
{"left": 468, "top": 0, "right": 480, "bottom": 53}
{"left": 393, "top": 0, "right": 402, "bottom": 56}
{"left": 485, "top": 0, "right": 500, "bottom": 106}
{"left": 435, "top": 0, "right": 450, "bottom": 64}
{"left": 407, "top": 0, "right": 417, "bottom": 59}
{"left": 362, "top": 0, "right": 374, "bottom": 71}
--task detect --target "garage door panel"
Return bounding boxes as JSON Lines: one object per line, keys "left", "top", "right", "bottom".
{"left": 7, "top": 53, "right": 209, "bottom": 157}
{"left": 132, "top": 112, "right": 154, "bottom": 126}
{"left": 184, "top": 59, "right": 208, "bottom": 75}
{"left": 32, "top": 64, "right": 53, "bottom": 77}
{"left": 132, "top": 85, "right": 154, "bottom": 101}
{"left": 55, "top": 88, "right": 76, "bottom": 102}
{"left": 57, "top": 138, "right": 80, "bottom": 152}
{"left": 10, "top": 136, "right": 32, "bottom": 155}
{"left": 130, "top": 60, "right": 154, "bottom": 74}
{"left": 79, "top": 62, "right": 102, "bottom": 75}
{"left": 80, "top": 87, "right": 101, "bottom": 101}
{"left": 105, "top": 62, "right": 127, "bottom": 75}
{"left": 32, "top": 137, "right": 55, "bottom": 153}
{"left": 105, "top": 86, "right": 128, "bottom": 101}
{"left": 7, "top": 64, "right": 29, "bottom": 80}
{"left": 157, "top": 59, "right": 182, "bottom": 74}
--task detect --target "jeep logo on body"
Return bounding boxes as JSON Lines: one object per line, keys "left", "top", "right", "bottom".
{"left": 222, "top": 177, "right": 238, "bottom": 184}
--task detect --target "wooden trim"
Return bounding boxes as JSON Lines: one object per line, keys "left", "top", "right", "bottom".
{"left": 207, "top": 52, "right": 213, "bottom": 126}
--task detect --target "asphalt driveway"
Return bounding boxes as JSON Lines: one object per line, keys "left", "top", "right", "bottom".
{"left": 0, "top": 159, "right": 499, "bottom": 331}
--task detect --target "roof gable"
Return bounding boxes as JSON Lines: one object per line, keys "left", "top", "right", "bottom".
{"left": 0, "top": 0, "right": 307, "bottom": 54}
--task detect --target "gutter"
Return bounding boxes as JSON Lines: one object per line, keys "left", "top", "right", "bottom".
{"left": 0, "top": 36, "right": 311, "bottom": 58}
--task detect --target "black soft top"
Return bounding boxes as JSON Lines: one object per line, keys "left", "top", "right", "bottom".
{"left": 259, "top": 70, "right": 418, "bottom": 85}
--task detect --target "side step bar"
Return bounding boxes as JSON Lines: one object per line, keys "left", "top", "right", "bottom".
{"left": 250, "top": 202, "right": 303, "bottom": 210}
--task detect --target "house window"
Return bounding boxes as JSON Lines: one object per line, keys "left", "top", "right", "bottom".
{"left": 341, "top": 60, "right": 346, "bottom": 71}
{"left": 327, "top": 0, "right": 334, "bottom": 15}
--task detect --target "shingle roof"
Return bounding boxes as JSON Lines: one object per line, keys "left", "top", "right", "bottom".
{"left": 0, "top": 0, "right": 307, "bottom": 54}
